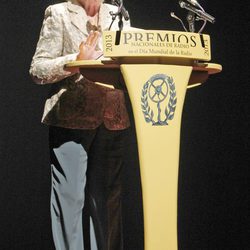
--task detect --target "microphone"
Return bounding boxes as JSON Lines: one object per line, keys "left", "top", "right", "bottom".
{"left": 186, "top": 0, "right": 205, "bottom": 12}
{"left": 186, "top": 0, "right": 200, "bottom": 8}
{"left": 179, "top": 1, "right": 215, "bottom": 23}
{"left": 111, "top": 0, "right": 130, "bottom": 21}
{"left": 120, "top": 6, "right": 130, "bottom": 21}
{"left": 170, "top": 12, "right": 188, "bottom": 31}
{"left": 119, "top": 5, "right": 129, "bottom": 21}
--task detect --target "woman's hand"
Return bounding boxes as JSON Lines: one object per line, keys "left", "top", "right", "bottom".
{"left": 64, "top": 31, "right": 102, "bottom": 74}
{"left": 77, "top": 31, "right": 103, "bottom": 60}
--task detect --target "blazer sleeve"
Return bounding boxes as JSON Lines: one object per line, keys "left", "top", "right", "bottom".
{"left": 29, "top": 5, "right": 78, "bottom": 84}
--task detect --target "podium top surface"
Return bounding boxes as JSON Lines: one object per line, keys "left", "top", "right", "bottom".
{"left": 66, "top": 60, "right": 222, "bottom": 75}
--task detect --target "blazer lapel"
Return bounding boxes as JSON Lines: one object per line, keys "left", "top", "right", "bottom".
{"left": 67, "top": 1, "right": 89, "bottom": 36}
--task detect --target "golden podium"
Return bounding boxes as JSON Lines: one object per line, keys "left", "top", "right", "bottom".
{"left": 66, "top": 30, "right": 222, "bottom": 250}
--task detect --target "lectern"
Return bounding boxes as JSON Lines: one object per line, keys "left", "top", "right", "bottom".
{"left": 66, "top": 30, "right": 222, "bottom": 250}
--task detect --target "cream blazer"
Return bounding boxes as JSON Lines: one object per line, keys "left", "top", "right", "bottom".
{"left": 30, "top": 0, "right": 130, "bottom": 127}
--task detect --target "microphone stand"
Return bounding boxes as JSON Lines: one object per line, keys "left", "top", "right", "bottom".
{"left": 187, "top": 11, "right": 196, "bottom": 32}
{"left": 108, "top": 0, "right": 128, "bottom": 31}
{"left": 108, "top": 0, "right": 127, "bottom": 45}
{"left": 118, "top": 12, "right": 124, "bottom": 31}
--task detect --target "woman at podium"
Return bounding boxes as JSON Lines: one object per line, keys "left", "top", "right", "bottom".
{"left": 29, "top": 0, "right": 131, "bottom": 249}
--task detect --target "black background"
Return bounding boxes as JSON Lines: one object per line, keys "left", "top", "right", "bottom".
{"left": 0, "top": 0, "right": 249, "bottom": 249}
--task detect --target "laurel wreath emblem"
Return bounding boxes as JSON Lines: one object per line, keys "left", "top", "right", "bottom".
{"left": 141, "top": 75, "right": 177, "bottom": 125}
{"left": 141, "top": 82, "right": 155, "bottom": 123}
{"left": 164, "top": 76, "right": 177, "bottom": 122}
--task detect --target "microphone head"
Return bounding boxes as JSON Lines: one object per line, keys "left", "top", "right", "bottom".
{"left": 187, "top": 0, "right": 199, "bottom": 6}
{"left": 179, "top": 1, "right": 186, "bottom": 8}
{"left": 170, "top": 12, "right": 175, "bottom": 17}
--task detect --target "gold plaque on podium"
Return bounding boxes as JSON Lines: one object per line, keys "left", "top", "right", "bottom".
{"left": 103, "top": 30, "right": 211, "bottom": 61}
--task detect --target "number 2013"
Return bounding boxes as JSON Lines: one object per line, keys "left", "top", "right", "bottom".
{"left": 105, "top": 35, "right": 112, "bottom": 52}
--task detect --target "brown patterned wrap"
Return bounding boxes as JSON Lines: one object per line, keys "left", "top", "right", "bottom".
{"left": 42, "top": 77, "right": 130, "bottom": 130}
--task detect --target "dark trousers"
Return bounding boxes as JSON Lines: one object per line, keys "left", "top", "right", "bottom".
{"left": 49, "top": 124, "right": 128, "bottom": 250}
